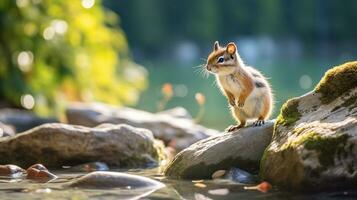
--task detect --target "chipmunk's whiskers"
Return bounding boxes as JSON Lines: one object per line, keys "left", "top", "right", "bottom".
{"left": 200, "top": 58, "right": 207, "bottom": 62}
{"left": 193, "top": 63, "right": 210, "bottom": 79}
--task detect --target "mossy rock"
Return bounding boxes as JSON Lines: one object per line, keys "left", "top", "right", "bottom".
{"left": 260, "top": 61, "right": 357, "bottom": 191}
{"left": 315, "top": 61, "right": 357, "bottom": 104}
{"left": 275, "top": 98, "right": 301, "bottom": 127}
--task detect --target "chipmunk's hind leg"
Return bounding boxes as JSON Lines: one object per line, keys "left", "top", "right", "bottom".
{"left": 226, "top": 107, "right": 247, "bottom": 132}
{"left": 253, "top": 95, "right": 271, "bottom": 127}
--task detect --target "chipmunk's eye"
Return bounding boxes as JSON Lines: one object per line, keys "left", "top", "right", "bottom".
{"left": 217, "top": 56, "right": 224, "bottom": 63}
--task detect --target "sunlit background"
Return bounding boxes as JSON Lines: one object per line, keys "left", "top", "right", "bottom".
{"left": 0, "top": 0, "right": 356, "bottom": 130}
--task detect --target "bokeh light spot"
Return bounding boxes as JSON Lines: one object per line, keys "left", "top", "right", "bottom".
{"left": 81, "top": 0, "right": 95, "bottom": 9}
{"left": 21, "top": 94, "right": 35, "bottom": 109}
{"left": 16, "top": 0, "right": 29, "bottom": 8}
{"left": 174, "top": 84, "right": 188, "bottom": 97}
{"left": 43, "top": 27, "right": 55, "bottom": 40}
{"left": 17, "top": 51, "right": 34, "bottom": 72}
{"left": 299, "top": 75, "right": 312, "bottom": 89}
{"left": 75, "top": 53, "right": 90, "bottom": 68}
{"left": 51, "top": 20, "right": 68, "bottom": 35}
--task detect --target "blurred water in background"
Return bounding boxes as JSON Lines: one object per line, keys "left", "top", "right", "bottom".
{"left": 133, "top": 37, "right": 356, "bottom": 130}
{"left": 104, "top": 0, "right": 357, "bottom": 130}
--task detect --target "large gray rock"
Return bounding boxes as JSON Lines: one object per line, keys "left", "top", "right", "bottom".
{"left": 157, "top": 107, "right": 192, "bottom": 119}
{"left": 0, "top": 123, "right": 165, "bottom": 168}
{"left": 260, "top": 61, "right": 357, "bottom": 190}
{"left": 66, "top": 171, "right": 165, "bottom": 189}
{"left": 65, "top": 171, "right": 165, "bottom": 199}
{"left": 66, "top": 103, "right": 219, "bottom": 151}
{"left": 164, "top": 120, "right": 274, "bottom": 179}
{"left": 0, "top": 108, "right": 57, "bottom": 133}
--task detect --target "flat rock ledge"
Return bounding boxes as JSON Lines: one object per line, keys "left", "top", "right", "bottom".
{"left": 164, "top": 120, "right": 274, "bottom": 179}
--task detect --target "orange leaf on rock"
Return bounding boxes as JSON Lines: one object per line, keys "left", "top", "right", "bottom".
{"left": 256, "top": 181, "right": 272, "bottom": 193}
{"left": 244, "top": 181, "right": 272, "bottom": 193}
{"left": 194, "top": 183, "right": 207, "bottom": 188}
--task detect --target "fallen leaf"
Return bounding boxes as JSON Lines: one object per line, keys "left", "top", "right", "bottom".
{"left": 256, "top": 181, "right": 272, "bottom": 193}
{"left": 194, "top": 183, "right": 207, "bottom": 188}
{"left": 244, "top": 181, "right": 272, "bottom": 193}
{"left": 212, "top": 170, "right": 226, "bottom": 179}
{"left": 208, "top": 188, "right": 229, "bottom": 195}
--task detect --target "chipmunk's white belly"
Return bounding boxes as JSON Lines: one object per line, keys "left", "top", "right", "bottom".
{"left": 242, "top": 88, "right": 265, "bottom": 118}
{"left": 219, "top": 75, "right": 265, "bottom": 119}
{"left": 220, "top": 75, "right": 243, "bottom": 94}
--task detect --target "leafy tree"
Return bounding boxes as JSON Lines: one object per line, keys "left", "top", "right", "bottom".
{"left": 0, "top": 0, "right": 147, "bottom": 115}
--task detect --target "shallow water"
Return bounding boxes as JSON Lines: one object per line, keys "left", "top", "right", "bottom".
{"left": 0, "top": 168, "right": 356, "bottom": 200}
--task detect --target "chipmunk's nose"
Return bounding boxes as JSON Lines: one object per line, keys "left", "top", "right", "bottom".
{"left": 206, "top": 64, "right": 211, "bottom": 71}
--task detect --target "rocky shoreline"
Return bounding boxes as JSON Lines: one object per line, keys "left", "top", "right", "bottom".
{"left": 0, "top": 61, "right": 356, "bottom": 192}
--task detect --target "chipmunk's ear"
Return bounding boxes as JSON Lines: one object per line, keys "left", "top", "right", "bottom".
{"left": 213, "top": 41, "right": 220, "bottom": 51}
{"left": 226, "top": 42, "right": 237, "bottom": 55}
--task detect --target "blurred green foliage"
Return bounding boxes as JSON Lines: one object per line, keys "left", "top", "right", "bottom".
{"left": 0, "top": 0, "right": 147, "bottom": 115}
{"left": 108, "top": 0, "right": 357, "bottom": 53}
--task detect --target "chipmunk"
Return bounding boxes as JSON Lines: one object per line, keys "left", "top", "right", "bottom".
{"left": 205, "top": 41, "right": 273, "bottom": 132}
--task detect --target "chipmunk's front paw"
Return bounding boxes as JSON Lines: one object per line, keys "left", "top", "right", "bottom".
{"left": 228, "top": 99, "right": 236, "bottom": 107}
{"left": 236, "top": 100, "right": 245, "bottom": 108}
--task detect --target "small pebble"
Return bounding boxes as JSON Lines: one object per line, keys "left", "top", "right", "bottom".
{"left": 27, "top": 164, "right": 48, "bottom": 171}
{"left": 208, "top": 188, "right": 229, "bottom": 196}
{"left": 35, "top": 188, "right": 52, "bottom": 194}
{"left": 26, "top": 167, "right": 57, "bottom": 181}
{"left": 70, "top": 162, "right": 109, "bottom": 172}
{"left": 0, "top": 165, "right": 25, "bottom": 177}
{"left": 194, "top": 193, "right": 213, "bottom": 200}
{"left": 211, "top": 170, "right": 226, "bottom": 179}
{"left": 224, "top": 167, "right": 257, "bottom": 184}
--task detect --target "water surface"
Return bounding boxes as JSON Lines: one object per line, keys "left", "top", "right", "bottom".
{"left": 1, "top": 168, "right": 356, "bottom": 200}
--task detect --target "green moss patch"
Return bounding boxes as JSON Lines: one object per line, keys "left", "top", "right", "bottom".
{"left": 315, "top": 61, "right": 357, "bottom": 104}
{"left": 303, "top": 133, "right": 349, "bottom": 167}
{"left": 278, "top": 130, "right": 349, "bottom": 167}
{"left": 276, "top": 98, "right": 301, "bottom": 127}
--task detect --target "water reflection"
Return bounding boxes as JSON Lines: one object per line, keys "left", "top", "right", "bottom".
{"left": 0, "top": 168, "right": 356, "bottom": 200}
